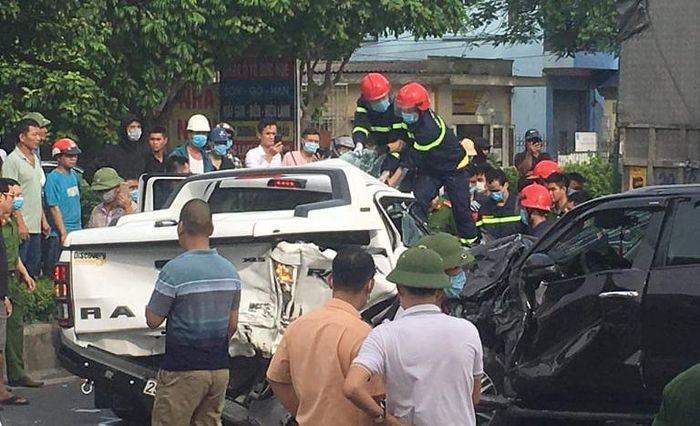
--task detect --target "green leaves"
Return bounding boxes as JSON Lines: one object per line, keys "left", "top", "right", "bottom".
{"left": 471, "top": 0, "right": 618, "bottom": 57}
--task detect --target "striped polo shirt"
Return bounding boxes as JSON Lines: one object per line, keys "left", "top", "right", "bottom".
{"left": 147, "top": 249, "right": 241, "bottom": 371}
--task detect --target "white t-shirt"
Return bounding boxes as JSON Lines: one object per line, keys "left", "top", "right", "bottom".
{"left": 354, "top": 304, "right": 484, "bottom": 426}
{"left": 189, "top": 154, "right": 204, "bottom": 174}
{"left": 245, "top": 145, "right": 282, "bottom": 168}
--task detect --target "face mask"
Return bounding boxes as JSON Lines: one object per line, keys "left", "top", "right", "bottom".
{"left": 446, "top": 271, "right": 467, "bottom": 299}
{"left": 490, "top": 190, "right": 504, "bottom": 202}
{"left": 475, "top": 181, "right": 486, "bottom": 193}
{"left": 191, "top": 134, "right": 207, "bottom": 148}
{"left": 127, "top": 128, "right": 142, "bottom": 142}
{"left": 401, "top": 112, "right": 419, "bottom": 125}
{"left": 370, "top": 98, "right": 390, "bottom": 113}
{"left": 213, "top": 142, "right": 231, "bottom": 156}
{"left": 102, "top": 189, "right": 118, "bottom": 203}
{"left": 130, "top": 189, "right": 139, "bottom": 203}
{"left": 303, "top": 141, "right": 319, "bottom": 154}
{"left": 12, "top": 197, "right": 23, "bottom": 211}
{"left": 520, "top": 209, "right": 530, "bottom": 225}
{"left": 469, "top": 185, "right": 477, "bottom": 195}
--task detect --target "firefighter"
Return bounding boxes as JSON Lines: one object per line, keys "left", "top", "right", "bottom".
{"left": 353, "top": 73, "right": 407, "bottom": 148}
{"left": 395, "top": 82, "right": 478, "bottom": 246}
{"left": 519, "top": 183, "right": 554, "bottom": 238}
{"left": 353, "top": 73, "right": 412, "bottom": 188}
{"left": 478, "top": 168, "right": 523, "bottom": 240}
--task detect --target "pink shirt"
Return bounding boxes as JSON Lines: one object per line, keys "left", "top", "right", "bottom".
{"left": 282, "top": 151, "right": 317, "bottom": 166}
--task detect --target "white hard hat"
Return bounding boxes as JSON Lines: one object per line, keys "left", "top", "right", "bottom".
{"left": 186, "top": 114, "right": 211, "bottom": 132}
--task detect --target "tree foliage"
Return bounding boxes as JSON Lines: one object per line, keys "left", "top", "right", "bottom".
{"left": 472, "top": 0, "right": 618, "bottom": 57}
{"left": 0, "top": 0, "right": 278, "bottom": 151}
{"left": 257, "top": 0, "right": 472, "bottom": 125}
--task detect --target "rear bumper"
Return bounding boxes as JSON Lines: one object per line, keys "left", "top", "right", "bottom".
{"left": 58, "top": 337, "right": 255, "bottom": 423}
{"left": 58, "top": 337, "right": 158, "bottom": 413}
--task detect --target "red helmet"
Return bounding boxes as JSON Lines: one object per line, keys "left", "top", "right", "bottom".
{"left": 360, "top": 73, "right": 390, "bottom": 102}
{"left": 520, "top": 184, "right": 552, "bottom": 212}
{"left": 529, "top": 160, "right": 560, "bottom": 180}
{"left": 395, "top": 82, "right": 431, "bottom": 112}
{"left": 51, "top": 138, "right": 82, "bottom": 158}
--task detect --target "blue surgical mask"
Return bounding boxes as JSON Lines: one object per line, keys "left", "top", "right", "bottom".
{"left": 490, "top": 190, "right": 504, "bottom": 202}
{"left": 130, "top": 189, "right": 139, "bottom": 203}
{"left": 191, "top": 134, "right": 207, "bottom": 148}
{"left": 401, "top": 112, "right": 419, "bottom": 125}
{"left": 520, "top": 208, "right": 529, "bottom": 225}
{"left": 370, "top": 98, "right": 390, "bottom": 113}
{"left": 213, "top": 141, "right": 231, "bottom": 156}
{"left": 12, "top": 197, "right": 24, "bottom": 211}
{"left": 446, "top": 271, "right": 467, "bottom": 299}
{"left": 469, "top": 185, "right": 478, "bottom": 195}
{"left": 303, "top": 141, "right": 319, "bottom": 154}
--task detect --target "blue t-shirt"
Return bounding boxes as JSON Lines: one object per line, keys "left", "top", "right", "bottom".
{"left": 44, "top": 168, "right": 82, "bottom": 237}
{"left": 147, "top": 249, "right": 241, "bottom": 371}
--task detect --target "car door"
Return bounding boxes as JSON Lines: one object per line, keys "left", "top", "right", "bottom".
{"left": 510, "top": 198, "right": 666, "bottom": 404}
{"left": 642, "top": 196, "right": 700, "bottom": 398}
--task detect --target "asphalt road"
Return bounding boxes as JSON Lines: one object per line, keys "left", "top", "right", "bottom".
{"left": 0, "top": 377, "right": 136, "bottom": 426}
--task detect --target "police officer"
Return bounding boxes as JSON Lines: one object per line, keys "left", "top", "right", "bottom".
{"left": 478, "top": 168, "right": 523, "bottom": 240}
{"left": 394, "top": 82, "right": 478, "bottom": 245}
{"left": 416, "top": 233, "right": 474, "bottom": 299}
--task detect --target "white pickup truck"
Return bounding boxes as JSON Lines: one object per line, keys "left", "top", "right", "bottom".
{"left": 54, "top": 160, "right": 420, "bottom": 422}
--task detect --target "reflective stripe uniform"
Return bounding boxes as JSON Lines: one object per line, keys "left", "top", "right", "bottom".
{"left": 477, "top": 192, "right": 524, "bottom": 240}
{"left": 408, "top": 110, "right": 477, "bottom": 242}
{"left": 352, "top": 99, "right": 408, "bottom": 147}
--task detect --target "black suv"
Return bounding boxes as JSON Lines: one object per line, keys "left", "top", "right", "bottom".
{"left": 458, "top": 185, "right": 700, "bottom": 424}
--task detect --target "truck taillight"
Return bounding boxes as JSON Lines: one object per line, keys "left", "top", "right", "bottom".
{"left": 52, "top": 263, "right": 73, "bottom": 328}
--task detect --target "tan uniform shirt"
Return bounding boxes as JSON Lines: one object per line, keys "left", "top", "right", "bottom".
{"left": 267, "top": 298, "right": 380, "bottom": 426}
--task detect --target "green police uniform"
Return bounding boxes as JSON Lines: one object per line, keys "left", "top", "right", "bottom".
{"left": 427, "top": 198, "right": 458, "bottom": 236}
{"left": 653, "top": 363, "right": 700, "bottom": 426}
{"left": 2, "top": 215, "right": 27, "bottom": 382}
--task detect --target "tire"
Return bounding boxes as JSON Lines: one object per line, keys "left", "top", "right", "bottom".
{"left": 478, "top": 348, "right": 507, "bottom": 426}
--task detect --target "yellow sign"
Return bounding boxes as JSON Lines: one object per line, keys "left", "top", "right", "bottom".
{"left": 629, "top": 166, "right": 647, "bottom": 189}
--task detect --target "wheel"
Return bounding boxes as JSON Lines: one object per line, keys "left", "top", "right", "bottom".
{"left": 478, "top": 348, "right": 506, "bottom": 425}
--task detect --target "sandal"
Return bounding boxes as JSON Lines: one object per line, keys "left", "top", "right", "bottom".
{"left": 0, "top": 395, "right": 29, "bottom": 405}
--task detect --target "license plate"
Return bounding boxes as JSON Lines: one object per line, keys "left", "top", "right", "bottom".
{"left": 143, "top": 379, "right": 158, "bottom": 397}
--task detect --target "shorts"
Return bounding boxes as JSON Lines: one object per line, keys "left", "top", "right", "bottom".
{"left": 0, "top": 301, "right": 8, "bottom": 350}
{"left": 151, "top": 368, "right": 229, "bottom": 426}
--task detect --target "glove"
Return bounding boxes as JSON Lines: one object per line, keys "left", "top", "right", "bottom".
{"left": 470, "top": 199, "right": 481, "bottom": 212}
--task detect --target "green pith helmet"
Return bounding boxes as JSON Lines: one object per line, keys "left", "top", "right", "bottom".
{"left": 416, "top": 232, "right": 474, "bottom": 270}
{"left": 386, "top": 246, "right": 450, "bottom": 289}
{"left": 22, "top": 112, "right": 51, "bottom": 127}
{"left": 91, "top": 167, "right": 124, "bottom": 191}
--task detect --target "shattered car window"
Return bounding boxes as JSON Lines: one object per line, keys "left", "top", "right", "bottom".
{"left": 547, "top": 209, "right": 652, "bottom": 276}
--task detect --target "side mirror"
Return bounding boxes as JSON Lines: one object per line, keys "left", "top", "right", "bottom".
{"left": 522, "top": 253, "right": 561, "bottom": 281}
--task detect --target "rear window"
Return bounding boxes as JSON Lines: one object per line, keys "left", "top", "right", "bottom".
{"left": 208, "top": 187, "right": 332, "bottom": 214}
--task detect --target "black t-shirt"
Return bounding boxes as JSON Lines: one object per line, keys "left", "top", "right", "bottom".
{"left": 213, "top": 155, "right": 237, "bottom": 171}
{"left": 513, "top": 151, "right": 552, "bottom": 173}
{"left": 144, "top": 151, "right": 169, "bottom": 174}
